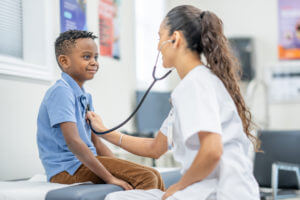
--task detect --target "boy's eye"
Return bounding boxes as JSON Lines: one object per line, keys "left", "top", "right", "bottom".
{"left": 83, "top": 55, "right": 90, "bottom": 60}
{"left": 94, "top": 56, "right": 98, "bottom": 61}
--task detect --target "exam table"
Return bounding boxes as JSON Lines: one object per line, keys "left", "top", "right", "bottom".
{"left": 0, "top": 168, "right": 181, "bottom": 200}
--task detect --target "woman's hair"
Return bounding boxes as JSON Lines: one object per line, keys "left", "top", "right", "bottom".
{"left": 165, "top": 5, "right": 260, "bottom": 151}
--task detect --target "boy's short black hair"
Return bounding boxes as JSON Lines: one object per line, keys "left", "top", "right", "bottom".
{"left": 55, "top": 30, "right": 97, "bottom": 69}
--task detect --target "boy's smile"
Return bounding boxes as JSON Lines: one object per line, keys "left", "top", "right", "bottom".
{"left": 63, "top": 38, "right": 99, "bottom": 87}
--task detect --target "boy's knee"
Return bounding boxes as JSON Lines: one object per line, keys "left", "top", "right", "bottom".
{"left": 136, "top": 170, "right": 159, "bottom": 189}
{"left": 144, "top": 170, "right": 158, "bottom": 181}
{"left": 151, "top": 168, "right": 163, "bottom": 180}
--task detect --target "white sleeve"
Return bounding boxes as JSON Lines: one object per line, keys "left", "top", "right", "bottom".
{"left": 173, "top": 78, "right": 222, "bottom": 150}
{"left": 159, "top": 110, "right": 171, "bottom": 136}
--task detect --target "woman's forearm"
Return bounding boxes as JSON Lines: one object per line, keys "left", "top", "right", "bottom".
{"left": 178, "top": 146, "right": 221, "bottom": 189}
{"left": 86, "top": 111, "right": 168, "bottom": 158}
{"left": 101, "top": 131, "right": 167, "bottom": 158}
{"left": 177, "top": 132, "right": 223, "bottom": 189}
{"left": 101, "top": 131, "right": 156, "bottom": 158}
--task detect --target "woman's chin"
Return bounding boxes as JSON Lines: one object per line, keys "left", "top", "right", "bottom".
{"left": 162, "top": 63, "right": 173, "bottom": 68}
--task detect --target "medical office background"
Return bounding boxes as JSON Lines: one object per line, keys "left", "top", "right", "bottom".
{"left": 0, "top": 0, "right": 300, "bottom": 182}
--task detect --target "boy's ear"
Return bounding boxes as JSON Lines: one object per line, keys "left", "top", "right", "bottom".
{"left": 58, "top": 55, "right": 70, "bottom": 71}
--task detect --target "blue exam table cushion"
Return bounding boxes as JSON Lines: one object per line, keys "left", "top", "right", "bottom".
{"left": 46, "top": 168, "right": 181, "bottom": 200}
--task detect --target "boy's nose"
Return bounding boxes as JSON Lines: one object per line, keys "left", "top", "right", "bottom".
{"left": 90, "top": 59, "right": 98, "bottom": 66}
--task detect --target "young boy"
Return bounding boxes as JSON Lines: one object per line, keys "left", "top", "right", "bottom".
{"left": 37, "top": 30, "right": 165, "bottom": 191}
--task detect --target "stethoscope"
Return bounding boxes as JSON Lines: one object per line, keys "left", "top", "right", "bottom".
{"left": 62, "top": 39, "right": 174, "bottom": 135}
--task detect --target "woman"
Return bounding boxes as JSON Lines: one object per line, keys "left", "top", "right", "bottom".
{"left": 87, "top": 5, "right": 260, "bottom": 200}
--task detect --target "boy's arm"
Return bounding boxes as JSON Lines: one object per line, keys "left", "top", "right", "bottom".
{"left": 60, "top": 122, "right": 132, "bottom": 190}
{"left": 91, "top": 132, "right": 114, "bottom": 157}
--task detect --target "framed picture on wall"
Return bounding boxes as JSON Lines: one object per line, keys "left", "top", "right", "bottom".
{"left": 278, "top": 0, "right": 300, "bottom": 60}
{"left": 98, "top": 0, "right": 121, "bottom": 60}
{"left": 60, "top": 0, "right": 87, "bottom": 32}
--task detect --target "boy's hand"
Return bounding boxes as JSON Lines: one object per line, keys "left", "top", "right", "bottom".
{"left": 107, "top": 176, "right": 133, "bottom": 190}
{"left": 86, "top": 111, "right": 107, "bottom": 132}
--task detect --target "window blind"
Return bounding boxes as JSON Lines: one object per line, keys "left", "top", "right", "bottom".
{"left": 0, "top": 0, "right": 23, "bottom": 58}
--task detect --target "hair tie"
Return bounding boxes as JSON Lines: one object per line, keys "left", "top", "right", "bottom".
{"left": 200, "top": 11, "right": 206, "bottom": 19}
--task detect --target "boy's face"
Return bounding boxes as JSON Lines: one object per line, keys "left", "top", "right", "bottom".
{"left": 60, "top": 38, "right": 99, "bottom": 87}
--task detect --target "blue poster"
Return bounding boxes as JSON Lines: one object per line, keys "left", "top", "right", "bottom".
{"left": 60, "top": 0, "right": 87, "bottom": 32}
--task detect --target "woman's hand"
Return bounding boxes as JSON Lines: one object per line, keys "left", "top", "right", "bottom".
{"left": 86, "top": 111, "right": 107, "bottom": 132}
{"left": 106, "top": 176, "right": 133, "bottom": 190}
{"left": 162, "top": 182, "right": 184, "bottom": 200}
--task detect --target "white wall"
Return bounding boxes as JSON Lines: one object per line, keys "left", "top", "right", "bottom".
{"left": 134, "top": 0, "right": 181, "bottom": 93}
{"left": 0, "top": 0, "right": 57, "bottom": 181}
{"left": 85, "top": 0, "right": 136, "bottom": 133}
{"left": 165, "top": 0, "right": 300, "bottom": 130}
{"left": 0, "top": 0, "right": 136, "bottom": 180}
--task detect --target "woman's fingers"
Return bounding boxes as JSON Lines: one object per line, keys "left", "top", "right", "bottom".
{"left": 86, "top": 111, "right": 94, "bottom": 119}
{"left": 86, "top": 111, "right": 91, "bottom": 118}
{"left": 90, "top": 111, "right": 95, "bottom": 117}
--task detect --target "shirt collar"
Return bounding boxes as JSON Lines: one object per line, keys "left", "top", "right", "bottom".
{"left": 61, "top": 72, "right": 86, "bottom": 97}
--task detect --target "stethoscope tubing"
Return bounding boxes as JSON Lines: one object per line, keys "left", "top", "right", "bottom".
{"left": 90, "top": 79, "right": 157, "bottom": 135}
{"left": 91, "top": 49, "right": 173, "bottom": 135}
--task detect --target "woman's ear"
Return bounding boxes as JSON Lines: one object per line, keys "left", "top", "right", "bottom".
{"left": 58, "top": 55, "right": 70, "bottom": 71}
{"left": 172, "top": 31, "right": 182, "bottom": 48}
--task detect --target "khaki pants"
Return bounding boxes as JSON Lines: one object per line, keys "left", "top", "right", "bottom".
{"left": 50, "top": 156, "right": 165, "bottom": 191}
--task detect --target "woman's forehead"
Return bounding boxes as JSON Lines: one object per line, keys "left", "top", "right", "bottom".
{"left": 159, "top": 21, "right": 169, "bottom": 34}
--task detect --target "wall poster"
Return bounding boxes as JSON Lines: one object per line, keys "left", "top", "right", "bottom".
{"left": 278, "top": 0, "right": 300, "bottom": 60}
{"left": 99, "top": 0, "right": 121, "bottom": 60}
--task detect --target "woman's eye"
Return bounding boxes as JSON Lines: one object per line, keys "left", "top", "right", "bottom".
{"left": 83, "top": 55, "right": 90, "bottom": 60}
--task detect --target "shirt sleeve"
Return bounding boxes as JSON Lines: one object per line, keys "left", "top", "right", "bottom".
{"left": 46, "top": 86, "right": 77, "bottom": 128}
{"left": 173, "top": 78, "right": 222, "bottom": 150}
{"left": 159, "top": 110, "right": 171, "bottom": 136}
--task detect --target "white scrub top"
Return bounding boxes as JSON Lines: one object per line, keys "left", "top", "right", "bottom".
{"left": 159, "top": 65, "right": 260, "bottom": 199}
{"left": 105, "top": 65, "right": 260, "bottom": 200}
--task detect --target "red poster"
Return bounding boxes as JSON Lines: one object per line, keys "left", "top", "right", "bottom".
{"left": 99, "top": 0, "right": 120, "bottom": 59}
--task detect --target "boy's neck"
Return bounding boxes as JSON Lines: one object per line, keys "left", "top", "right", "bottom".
{"left": 73, "top": 77, "right": 84, "bottom": 88}
{"left": 64, "top": 72, "right": 85, "bottom": 88}
{"left": 76, "top": 80, "right": 84, "bottom": 88}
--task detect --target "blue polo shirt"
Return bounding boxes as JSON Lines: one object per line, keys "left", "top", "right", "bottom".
{"left": 37, "top": 72, "right": 97, "bottom": 181}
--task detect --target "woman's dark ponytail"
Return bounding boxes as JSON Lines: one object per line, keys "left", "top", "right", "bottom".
{"left": 165, "top": 5, "right": 260, "bottom": 151}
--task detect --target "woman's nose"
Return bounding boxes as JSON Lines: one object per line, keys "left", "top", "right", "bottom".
{"left": 157, "top": 40, "right": 161, "bottom": 51}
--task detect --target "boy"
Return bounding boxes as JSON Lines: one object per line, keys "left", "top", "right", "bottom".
{"left": 37, "top": 30, "right": 165, "bottom": 191}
